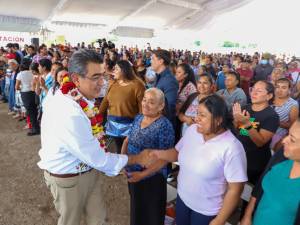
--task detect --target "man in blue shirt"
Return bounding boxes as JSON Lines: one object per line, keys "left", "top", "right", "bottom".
{"left": 216, "top": 63, "right": 231, "bottom": 90}
{"left": 151, "top": 49, "right": 179, "bottom": 127}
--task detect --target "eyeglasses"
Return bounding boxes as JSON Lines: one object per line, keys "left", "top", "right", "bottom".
{"left": 84, "top": 73, "right": 105, "bottom": 82}
{"left": 249, "top": 87, "right": 267, "bottom": 94}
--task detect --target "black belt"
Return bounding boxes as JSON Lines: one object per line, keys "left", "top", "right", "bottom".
{"left": 47, "top": 169, "right": 93, "bottom": 178}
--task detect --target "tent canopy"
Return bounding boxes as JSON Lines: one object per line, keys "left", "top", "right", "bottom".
{"left": 0, "top": 0, "right": 252, "bottom": 35}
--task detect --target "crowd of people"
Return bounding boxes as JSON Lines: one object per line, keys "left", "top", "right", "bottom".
{"left": 0, "top": 40, "right": 300, "bottom": 225}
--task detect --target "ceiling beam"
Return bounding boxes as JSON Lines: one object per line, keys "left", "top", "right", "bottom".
{"left": 51, "top": 21, "right": 106, "bottom": 29}
{"left": 107, "top": 0, "right": 157, "bottom": 32}
{"left": 120, "top": 0, "right": 157, "bottom": 21}
{"left": 158, "top": 0, "right": 202, "bottom": 10}
{"left": 165, "top": 8, "right": 203, "bottom": 29}
{"left": 43, "top": 0, "right": 71, "bottom": 26}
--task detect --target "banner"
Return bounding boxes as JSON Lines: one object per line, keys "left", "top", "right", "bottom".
{"left": 0, "top": 31, "right": 31, "bottom": 47}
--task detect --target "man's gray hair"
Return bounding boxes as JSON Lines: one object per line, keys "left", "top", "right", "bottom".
{"left": 145, "top": 88, "right": 165, "bottom": 105}
{"left": 68, "top": 49, "right": 103, "bottom": 77}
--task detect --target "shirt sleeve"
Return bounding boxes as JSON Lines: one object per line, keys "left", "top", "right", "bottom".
{"left": 163, "top": 79, "right": 178, "bottom": 113}
{"left": 99, "top": 89, "right": 109, "bottom": 114}
{"left": 16, "top": 72, "right": 21, "bottom": 81}
{"left": 224, "top": 140, "right": 248, "bottom": 183}
{"left": 236, "top": 89, "right": 247, "bottom": 107}
{"left": 60, "top": 114, "right": 128, "bottom": 176}
{"left": 135, "top": 82, "right": 145, "bottom": 113}
{"left": 216, "top": 89, "right": 223, "bottom": 96}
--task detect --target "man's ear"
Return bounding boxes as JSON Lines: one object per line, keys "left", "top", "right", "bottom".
{"left": 71, "top": 73, "right": 80, "bottom": 87}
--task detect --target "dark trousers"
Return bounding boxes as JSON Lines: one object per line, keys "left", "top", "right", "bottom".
{"left": 240, "top": 169, "right": 263, "bottom": 219}
{"left": 176, "top": 195, "right": 216, "bottom": 225}
{"left": 21, "top": 91, "right": 39, "bottom": 132}
{"left": 128, "top": 173, "right": 166, "bottom": 225}
{"left": 0, "top": 79, "right": 4, "bottom": 98}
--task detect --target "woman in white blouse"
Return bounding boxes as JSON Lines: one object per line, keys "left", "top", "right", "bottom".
{"left": 149, "top": 94, "right": 247, "bottom": 225}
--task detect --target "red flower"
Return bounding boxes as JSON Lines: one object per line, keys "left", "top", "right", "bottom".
{"left": 95, "top": 114, "right": 103, "bottom": 123}
{"left": 60, "top": 82, "right": 76, "bottom": 94}
{"left": 90, "top": 117, "right": 97, "bottom": 126}
{"left": 79, "top": 100, "right": 88, "bottom": 109}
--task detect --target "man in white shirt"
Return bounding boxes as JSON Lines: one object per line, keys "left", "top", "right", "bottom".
{"left": 38, "top": 49, "right": 148, "bottom": 225}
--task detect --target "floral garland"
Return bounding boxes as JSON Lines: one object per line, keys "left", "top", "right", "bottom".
{"left": 60, "top": 74, "right": 107, "bottom": 151}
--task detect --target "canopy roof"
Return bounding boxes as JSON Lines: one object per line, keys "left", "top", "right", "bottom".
{"left": 0, "top": 0, "right": 251, "bottom": 35}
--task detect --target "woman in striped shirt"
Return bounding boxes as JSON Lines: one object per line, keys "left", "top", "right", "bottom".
{"left": 271, "top": 78, "right": 299, "bottom": 150}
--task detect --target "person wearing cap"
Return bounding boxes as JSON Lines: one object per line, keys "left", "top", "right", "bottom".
{"left": 151, "top": 49, "right": 179, "bottom": 127}
{"left": 253, "top": 53, "right": 274, "bottom": 81}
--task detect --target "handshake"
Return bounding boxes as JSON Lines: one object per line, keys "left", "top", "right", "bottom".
{"left": 128, "top": 149, "right": 161, "bottom": 168}
{"left": 124, "top": 149, "right": 165, "bottom": 183}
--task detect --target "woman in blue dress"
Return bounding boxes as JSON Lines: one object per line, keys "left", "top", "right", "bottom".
{"left": 121, "top": 87, "right": 175, "bottom": 225}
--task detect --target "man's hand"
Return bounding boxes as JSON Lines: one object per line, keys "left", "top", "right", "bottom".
{"left": 127, "top": 149, "right": 160, "bottom": 167}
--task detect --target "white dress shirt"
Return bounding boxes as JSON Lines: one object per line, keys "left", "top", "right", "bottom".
{"left": 37, "top": 89, "right": 128, "bottom": 176}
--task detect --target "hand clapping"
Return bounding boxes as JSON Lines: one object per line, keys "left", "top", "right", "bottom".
{"left": 39, "top": 76, "right": 46, "bottom": 89}
{"left": 232, "top": 103, "right": 251, "bottom": 126}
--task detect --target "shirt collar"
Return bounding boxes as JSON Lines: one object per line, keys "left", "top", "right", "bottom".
{"left": 200, "top": 129, "right": 231, "bottom": 144}
{"left": 156, "top": 68, "right": 170, "bottom": 77}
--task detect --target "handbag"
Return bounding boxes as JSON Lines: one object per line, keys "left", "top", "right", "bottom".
{"left": 105, "top": 115, "right": 133, "bottom": 137}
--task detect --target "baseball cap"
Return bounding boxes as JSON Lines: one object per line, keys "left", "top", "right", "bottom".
{"left": 8, "top": 59, "right": 19, "bottom": 65}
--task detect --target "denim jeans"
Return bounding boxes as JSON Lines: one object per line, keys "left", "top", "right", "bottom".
{"left": 8, "top": 78, "right": 15, "bottom": 111}
{"left": 176, "top": 195, "right": 216, "bottom": 225}
{"left": 1, "top": 79, "right": 7, "bottom": 100}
